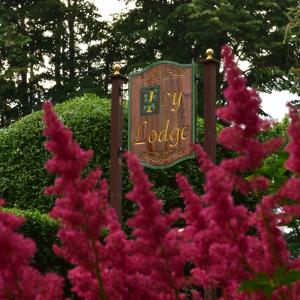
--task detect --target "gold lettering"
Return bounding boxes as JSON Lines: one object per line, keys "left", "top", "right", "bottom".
{"left": 134, "top": 120, "right": 148, "bottom": 145}
{"left": 161, "top": 92, "right": 167, "bottom": 106}
{"left": 181, "top": 126, "right": 189, "bottom": 140}
{"left": 158, "top": 120, "right": 170, "bottom": 142}
{"left": 170, "top": 127, "right": 180, "bottom": 147}
{"left": 134, "top": 120, "right": 189, "bottom": 148}
{"left": 147, "top": 90, "right": 155, "bottom": 113}
{"left": 171, "top": 91, "right": 183, "bottom": 111}
{"left": 148, "top": 130, "right": 157, "bottom": 143}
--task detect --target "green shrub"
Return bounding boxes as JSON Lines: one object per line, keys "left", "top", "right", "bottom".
{"left": 0, "top": 94, "right": 112, "bottom": 212}
{"left": 0, "top": 93, "right": 289, "bottom": 219}
{"left": 232, "top": 118, "right": 290, "bottom": 211}
{"left": 2, "top": 207, "right": 69, "bottom": 273}
{"left": 3, "top": 207, "right": 75, "bottom": 296}
{"left": 0, "top": 93, "right": 211, "bottom": 217}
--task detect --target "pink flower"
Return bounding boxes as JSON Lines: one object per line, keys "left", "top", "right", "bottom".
{"left": 38, "top": 48, "right": 300, "bottom": 299}
{"left": 43, "top": 103, "right": 189, "bottom": 299}
{"left": 218, "top": 45, "right": 282, "bottom": 177}
{"left": 285, "top": 104, "right": 300, "bottom": 175}
{"left": 175, "top": 45, "right": 299, "bottom": 298}
{"left": 0, "top": 199, "right": 64, "bottom": 299}
{"left": 3, "top": 44, "right": 300, "bottom": 299}
{"left": 125, "top": 152, "right": 189, "bottom": 298}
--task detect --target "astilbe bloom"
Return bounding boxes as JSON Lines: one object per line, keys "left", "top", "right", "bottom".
{"left": 248, "top": 100, "right": 300, "bottom": 298}
{"left": 177, "top": 45, "right": 300, "bottom": 299}
{"left": 273, "top": 104, "right": 300, "bottom": 220}
{"left": 177, "top": 145, "right": 252, "bottom": 296}
{"left": 218, "top": 45, "right": 291, "bottom": 280}
{"left": 285, "top": 104, "right": 300, "bottom": 176}
{"left": 4, "top": 45, "right": 300, "bottom": 299}
{"left": 0, "top": 199, "right": 64, "bottom": 299}
{"left": 125, "top": 152, "right": 192, "bottom": 300}
{"left": 251, "top": 103, "right": 300, "bottom": 297}
{"left": 218, "top": 46, "right": 282, "bottom": 185}
{"left": 43, "top": 102, "right": 193, "bottom": 300}
{"left": 43, "top": 102, "right": 133, "bottom": 300}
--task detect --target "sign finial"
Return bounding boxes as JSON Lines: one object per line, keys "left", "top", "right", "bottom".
{"left": 113, "top": 63, "right": 122, "bottom": 76}
{"left": 206, "top": 48, "right": 214, "bottom": 60}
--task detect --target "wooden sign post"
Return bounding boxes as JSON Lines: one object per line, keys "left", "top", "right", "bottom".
{"left": 128, "top": 61, "right": 197, "bottom": 169}
{"left": 201, "top": 49, "right": 219, "bottom": 164}
{"left": 109, "top": 50, "right": 218, "bottom": 227}
{"left": 109, "top": 64, "right": 127, "bottom": 221}
{"left": 200, "top": 48, "right": 219, "bottom": 300}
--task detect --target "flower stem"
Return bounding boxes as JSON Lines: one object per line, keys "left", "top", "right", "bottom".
{"left": 91, "top": 238, "right": 108, "bottom": 300}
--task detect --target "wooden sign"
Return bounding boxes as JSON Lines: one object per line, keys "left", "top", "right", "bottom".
{"left": 128, "top": 61, "right": 197, "bottom": 169}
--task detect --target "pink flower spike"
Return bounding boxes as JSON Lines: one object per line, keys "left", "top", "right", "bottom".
{"left": 0, "top": 201, "right": 64, "bottom": 299}
{"left": 285, "top": 103, "right": 300, "bottom": 175}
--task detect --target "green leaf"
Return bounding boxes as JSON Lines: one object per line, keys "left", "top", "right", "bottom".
{"left": 239, "top": 272, "right": 274, "bottom": 297}
{"left": 239, "top": 267, "right": 300, "bottom": 297}
{"left": 274, "top": 267, "right": 300, "bottom": 286}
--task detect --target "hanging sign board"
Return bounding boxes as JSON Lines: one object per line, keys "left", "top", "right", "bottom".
{"left": 128, "top": 61, "right": 197, "bottom": 169}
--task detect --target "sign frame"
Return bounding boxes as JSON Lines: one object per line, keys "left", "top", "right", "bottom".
{"left": 128, "top": 60, "right": 198, "bottom": 170}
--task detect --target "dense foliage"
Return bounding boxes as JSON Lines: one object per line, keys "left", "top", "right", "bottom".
{"left": 1, "top": 46, "right": 300, "bottom": 299}
{"left": 0, "top": 94, "right": 210, "bottom": 218}
{"left": 0, "top": 0, "right": 109, "bottom": 127}
{"left": 2, "top": 207, "right": 69, "bottom": 274}
{"left": 284, "top": 4, "right": 300, "bottom": 97}
{"left": 0, "top": 94, "right": 111, "bottom": 212}
{"left": 116, "top": 0, "right": 300, "bottom": 93}
{"left": 0, "top": 0, "right": 299, "bottom": 126}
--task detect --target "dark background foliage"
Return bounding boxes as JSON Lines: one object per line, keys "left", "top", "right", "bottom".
{"left": 0, "top": 94, "right": 209, "bottom": 217}
{"left": 0, "top": 0, "right": 299, "bottom": 127}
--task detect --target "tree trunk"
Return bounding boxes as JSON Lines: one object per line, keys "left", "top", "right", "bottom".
{"left": 19, "top": 17, "right": 29, "bottom": 115}
{"left": 54, "top": 23, "right": 62, "bottom": 88}
{"left": 87, "top": 44, "right": 91, "bottom": 77}
{"left": 67, "top": 0, "right": 76, "bottom": 87}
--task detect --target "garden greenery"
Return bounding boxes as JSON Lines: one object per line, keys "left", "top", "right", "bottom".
{"left": 0, "top": 94, "right": 209, "bottom": 218}
{"left": 1, "top": 46, "right": 300, "bottom": 299}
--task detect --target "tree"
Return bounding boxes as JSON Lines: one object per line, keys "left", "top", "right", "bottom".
{"left": 114, "top": 0, "right": 299, "bottom": 94}
{"left": 0, "top": 0, "right": 108, "bottom": 127}
{"left": 74, "top": 0, "right": 109, "bottom": 97}
{"left": 0, "top": 0, "right": 66, "bottom": 126}
{"left": 284, "top": 4, "right": 300, "bottom": 95}
{"left": 0, "top": 0, "right": 45, "bottom": 126}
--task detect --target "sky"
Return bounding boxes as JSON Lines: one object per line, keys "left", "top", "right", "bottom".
{"left": 92, "top": 0, "right": 297, "bottom": 121}
{"left": 91, "top": 0, "right": 134, "bottom": 19}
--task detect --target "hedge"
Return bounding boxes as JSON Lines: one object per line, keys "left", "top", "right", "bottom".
{"left": 0, "top": 93, "right": 285, "bottom": 218}
{"left": 0, "top": 94, "right": 213, "bottom": 218}
{"left": 2, "top": 207, "right": 76, "bottom": 297}
{"left": 2, "top": 207, "right": 68, "bottom": 273}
